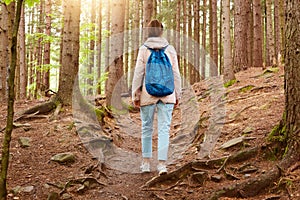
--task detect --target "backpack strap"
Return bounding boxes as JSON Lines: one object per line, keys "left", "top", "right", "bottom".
{"left": 143, "top": 44, "right": 169, "bottom": 52}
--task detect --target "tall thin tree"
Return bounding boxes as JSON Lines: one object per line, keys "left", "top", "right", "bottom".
{"left": 142, "top": 0, "right": 153, "bottom": 41}
{"left": 56, "top": 0, "right": 81, "bottom": 105}
{"left": 274, "top": 0, "right": 281, "bottom": 65}
{"left": 182, "top": 0, "right": 187, "bottom": 82}
{"left": 0, "top": 4, "right": 9, "bottom": 101}
{"left": 201, "top": 0, "right": 207, "bottom": 79}
{"left": 87, "top": 0, "right": 96, "bottom": 95}
{"left": 19, "top": 4, "right": 27, "bottom": 99}
{"left": 233, "top": 0, "right": 248, "bottom": 72}
{"left": 266, "top": 0, "right": 275, "bottom": 66}
{"left": 194, "top": 0, "right": 200, "bottom": 82}
{"left": 222, "top": 0, "right": 235, "bottom": 83}
{"left": 105, "top": 0, "right": 125, "bottom": 107}
{"left": 35, "top": 0, "right": 44, "bottom": 97}
{"left": 43, "top": 0, "right": 52, "bottom": 92}
{"left": 253, "top": 0, "right": 263, "bottom": 68}
{"left": 97, "top": 0, "right": 103, "bottom": 94}
{"left": 0, "top": 1, "right": 24, "bottom": 198}
{"left": 209, "top": 0, "right": 218, "bottom": 76}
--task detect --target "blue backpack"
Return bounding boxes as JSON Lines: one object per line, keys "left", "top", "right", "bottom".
{"left": 144, "top": 45, "right": 174, "bottom": 97}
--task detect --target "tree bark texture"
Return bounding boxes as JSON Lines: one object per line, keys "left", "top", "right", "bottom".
{"left": 194, "top": 0, "right": 200, "bottom": 82}
{"left": 222, "top": 0, "right": 235, "bottom": 83}
{"left": 97, "top": 0, "right": 103, "bottom": 94}
{"left": 284, "top": 0, "right": 300, "bottom": 164}
{"left": 209, "top": 0, "right": 218, "bottom": 76}
{"left": 266, "top": 0, "right": 275, "bottom": 67}
{"left": 43, "top": 0, "right": 52, "bottom": 92}
{"left": 129, "top": 0, "right": 140, "bottom": 88}
{"left": 0, "top": 4, "right": 9, "bottom": 102}
{"left": 105, "top": 0, "right": 125, "bottom": 107}
{"left": 57, "top": 0, "right": 81, "bottom": 105}
{"left": 142, "top": 0, "right": 153, "bottom": 41}
{"left": 175, "top": 0, "right": 181, "bottom": 72}
{"left": 253, "top": 0, "right": 263, "bottom": 68}
{"left": 182, "top": 0, "right": 188, "bottom": 82}
{"left": 234, "top": 0, "right": 248, "bottom": 72}
{"left": 124, "top": 0, "right": 130, "bottom": 90}
{"left": 35, "top": 0, "right": 44, "bottom": 98}
{"left": 0, "top": 1, "right": 24, "bottom": 199}
{"left": 87, "top": 0, "right": 96, "bottom": 95}
{"left": 201, "top": 0, "right": 207, "bottom": 79}
{"left": 246, "top": 0, "right": 253, "bottom": 68}
{"left": 188, "top": 0, "right": 194, "bottom": 84}
{"left": 274, "top": 0, "right": 281, "bottom": 63}
{"left": 104, "top": 0, "right": 110, "bottom": 74}
{"left": 19, "top": 5, "right": 27, "bottom": 99}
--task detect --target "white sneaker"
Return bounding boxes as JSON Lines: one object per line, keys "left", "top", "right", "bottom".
{"left": 140, "top": 162, "right": 150, "bottom": 173}
{"left": 157, "top": 163, "right": 167, "bottom": 175}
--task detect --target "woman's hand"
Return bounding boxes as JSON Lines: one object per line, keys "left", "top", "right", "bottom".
{"left": 174, "top": 99, "right": 179, "bottom": 109}
{"left": 133, "top": 100, "right": 141, "bottom": 108}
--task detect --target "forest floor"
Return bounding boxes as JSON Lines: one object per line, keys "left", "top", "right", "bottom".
{"left": 0, "top": 67, "right": 299, "bottom": 200}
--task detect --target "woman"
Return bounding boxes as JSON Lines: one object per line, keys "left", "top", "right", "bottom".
{"left": 132, "top": 19, "right": 181, "bottom": 174}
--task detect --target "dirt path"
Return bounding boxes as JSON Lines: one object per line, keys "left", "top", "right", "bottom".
{"left": 1, "top": 67, "right": 299, "bottom": 200}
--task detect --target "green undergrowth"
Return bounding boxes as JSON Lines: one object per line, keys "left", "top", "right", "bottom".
{"left": 265, "top": 120, "right": 288, "bottom": 161}
{"left": 239, "top": 85, "right": 255, "bottom": 93}
{"left": 224, "top": 79, "right": 237, "bottom": 88}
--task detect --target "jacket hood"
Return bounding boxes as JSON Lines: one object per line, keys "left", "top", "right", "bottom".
{"left": 143, "top": 37, "right": 169, "bottom": 49}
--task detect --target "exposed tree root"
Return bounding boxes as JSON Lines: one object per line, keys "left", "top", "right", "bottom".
{"left": 142, "top": 147, "right": 259, "bottom": 190}
{"left": 19, "top": 99, "right": 57, "bottom": 116}
{"left": 47, "top": 177, "right": 106, "bottom": 195}
{"left": 210, "top": 166, "right": 281, "bottom": 199}
{"left": 210, "top": 142, "right": 300, "bottom": 199}
{"left": 50, "top": 102, "right": 62, "bottom": 121}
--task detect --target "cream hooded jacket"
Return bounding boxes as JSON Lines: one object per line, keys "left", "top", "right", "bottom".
{"left": 132, "top": 37, "right": 181, "bottom": 106}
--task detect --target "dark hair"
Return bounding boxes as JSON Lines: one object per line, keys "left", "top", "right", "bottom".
{"left": 147, "top": 19, "right": 163, "bottom": 37}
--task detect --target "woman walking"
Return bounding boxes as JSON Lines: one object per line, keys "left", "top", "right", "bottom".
{"left": 132, "top": 19, "right": 181, "bottom": 175}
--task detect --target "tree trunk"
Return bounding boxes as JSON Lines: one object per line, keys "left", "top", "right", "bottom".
{"left": 56, "top": 0, "right": 81, "bottom": 106}
{"left": 0, "top": 1, "right": 24, "bottom": 199}
{"left": 279, "top": 0, "right": 285, "bottom": 62}
{"left": 201, "top": 0, "right": 207, "bottom": 79}
{"left": 97, "top": 0, "right": 102, "bottom": 94}
{"left": 105, "top": 0, "right": 125, "bottom": 108}
{"left": 124, "top": 0, "right": 130, "bottom": 90}
{"left": 194, "top": 0, "right": 200, "bottom": 82}
{"left": 19, "top": 5, "right": 27, "bottom": 99}
{"left": 209, "top": 0, "right": 218, "bottom": 76}
{"left": 219, "top": 0, "right": 223, "bottom": 75}
{"left": 43, "top": 0, "right": 51, "bottom": 92}
{"left": 274, "top": 0, "right": 281, "bottom": 65}
{"left": 87, "top": 0, "right": 96, "bottom": 95}
{"left": 175, "top": 0, "right": 180, "bottom": 68}
{"left": 142, "top": 0, "right": 153, "bottom": 41}
{"left": 246, "top": 0, "right": 253, "bottom": 68}
{"left": 35, "top": 0, "right": 44, "bottom": 98}
{"left": 129, "top": 0, "right": 140, "bottom": 88}
{"left": 253, "top": 0, "right": 263, "bottom": 68}
{"left": 104, "top": 0, "right": 110, "bottom": 81}
{"left": 182, "top": 0, "right": 187, "bottom": 83}
{"left": 188, "top": 0, "right": 194, "bottom": 84}
{"left": 153, "top": 0, "right": 157, "bottom": 18}
{"left": 28, "top": 7, "right": 35, "bottom": 99}
{"left": 233, "top": 0, "right": 248, "bottom": 72}
{"left": 222, "top": 0, "right": 235, "bottom": 83}
{"left": 266, "top": 0, "right": 275, "bottom": 67}
{"left": 284, "top": 0, "right": 300, "bottom": 163}
{"left": 0, "top": 4, "right": 9, "bottom": 102}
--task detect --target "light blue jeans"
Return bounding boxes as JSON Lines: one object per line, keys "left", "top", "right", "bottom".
{"left": 140, "top": 101, "right": 174, "bottom": 161}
